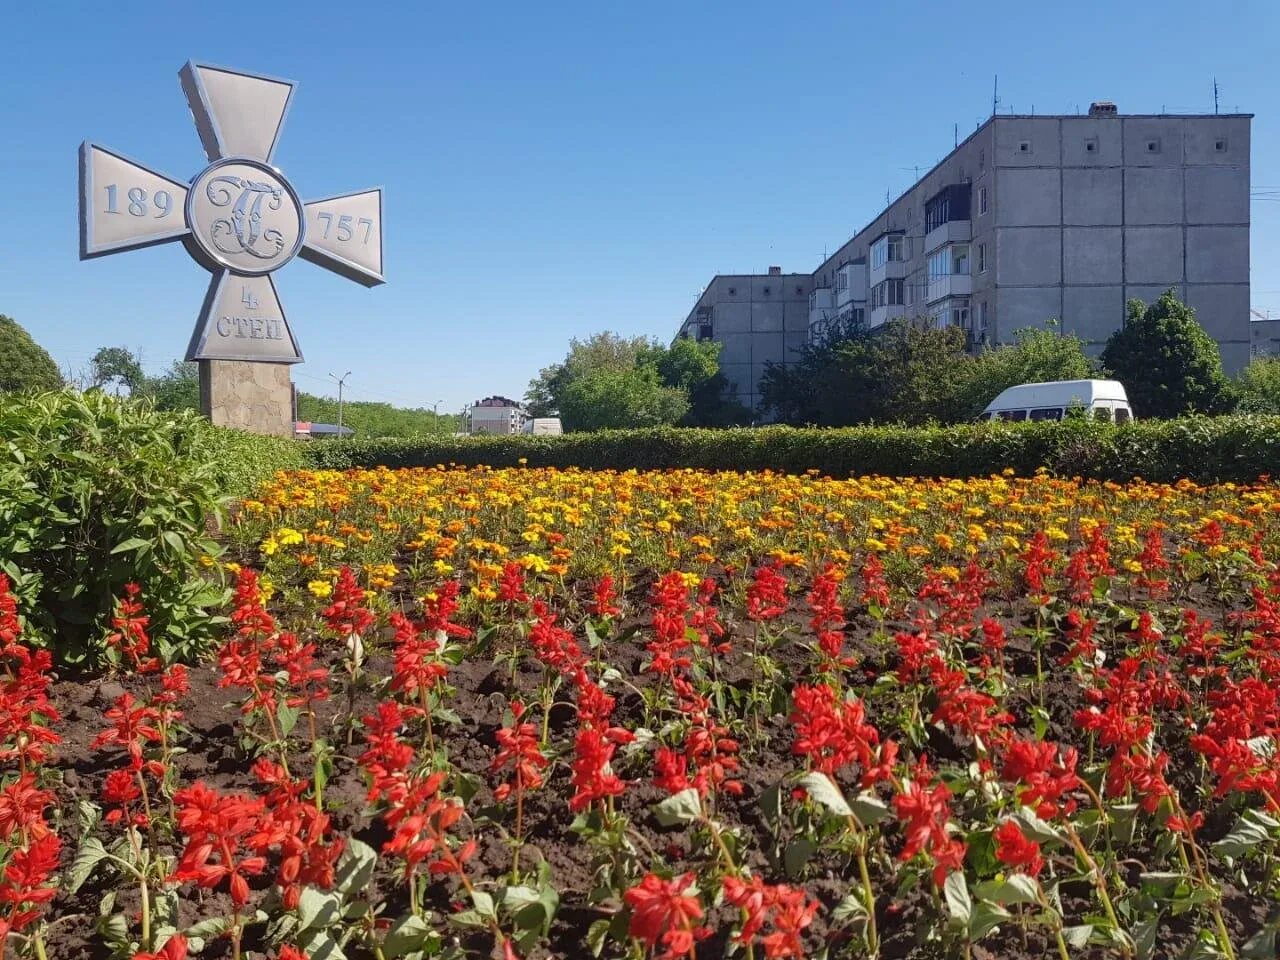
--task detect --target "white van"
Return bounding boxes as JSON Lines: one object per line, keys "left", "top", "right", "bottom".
{"left": 981, "top": 379, "right": 1133, "bottom": 423}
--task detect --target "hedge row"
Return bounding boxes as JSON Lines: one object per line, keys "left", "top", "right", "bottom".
{"left": 301, "top": 417, "right": 1280, "bottom": 484}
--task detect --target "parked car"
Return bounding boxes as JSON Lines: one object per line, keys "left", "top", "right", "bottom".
{"left": 981, "top": 379, "right": 1133, "bottom": 423}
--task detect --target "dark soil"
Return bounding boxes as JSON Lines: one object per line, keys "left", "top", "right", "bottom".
{"left": 37, "top": 583, "right": 1274, "bottom": 960}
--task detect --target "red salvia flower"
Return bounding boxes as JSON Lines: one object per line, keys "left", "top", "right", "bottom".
{"left": 106, "top": 583, "right": 162, "bottom": 674}
{"left": 498, "top": 562, "right": 529, "bottom": 605}
{"left": 624, "top": 872, "right": 709, "bottom": 960}
{"left": 132, "top": 934, "right": 188, "bottom": 960}
{"left": 723, "top": 875, "right": 818, "bottom": 960}
{"left": 321, "top": 566, "right": 375, "bottom": 638}
{"left": 590, "top": 575, "right": 621, "bottom": 619}
{"left": 491, "top": 700, "right": 549, "bottom": 802}
{"left": 994, "top": 820, "right": 1044, "bottom": 877}
{"left": 747, "top": 563, "right": 789, "bottom": 621}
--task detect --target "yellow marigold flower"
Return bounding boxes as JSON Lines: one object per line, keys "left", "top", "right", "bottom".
{"left": 1046, "top": 526, "right": 1070, "bottom": 542}
{"left": 1001, "top": 536, "right": 1021, "bottom": 551}
{"left": 261, "top": 578, "right": 277, "bottom": 602}
{"left": 934, "top": 534, "right": 955, "bottom": 550}
{"left": 938, "top": 565, "right": 961, "bottom": 582}
{"left": 610, "top": 544, "right": 632, "bottom": 558}
{"left": 307, "top": 580, "right": 332, "bottom": 598}
{"left": 864, "top": 538, "right": 887, "bottom": 552}
{"left": 261, "top": 538, "right": 279, "bottom": 556}
{"left": 966, "top": 524, "right": 988, "bottom": 544}
{"left": 224, "top": 561, "right": 242, "bottom": 575}
{"left": 198, "top": 554, "right": 215, "bottom": 568}
{"left": 277, "top": 527, "right": 304, "bottom": 546}
{"left": 519, "top": 553, "right": 550, "bottom": 573}
{"left": 1123, "top": 559, "right": 1143, "bottom": 574}
{"left": 432, "top": 560, "right": 455, "bottom": 575}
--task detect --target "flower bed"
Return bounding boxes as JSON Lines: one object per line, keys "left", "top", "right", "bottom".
{"left": 7, "top": 466, "right": 1280, "bottom": 959}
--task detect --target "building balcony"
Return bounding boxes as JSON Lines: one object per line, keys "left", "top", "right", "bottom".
{"left": 866, "top": 303, "right": 906, "bottom": 330}
{"left": 809, "top": 287, "right": 835, "bottom": 326}
{"left": 925, "top": 219, "right": 971, "bottom": 254}
{"left": 836, "top": 264, "right": 867, "bottom": 306}
{"left": 926, "top": 273, "right": 972, "bottom": 304}
{"left": 868, "top": 259, "right": 907, "bottom": 287}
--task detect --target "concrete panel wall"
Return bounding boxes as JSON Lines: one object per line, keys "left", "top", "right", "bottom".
{"left": 1185, "top": 166, "right": 1249, "bottom": 224}
{"left": 996, "top": 169, "right": 1061, "bottom": 226}
{"left": 995, "top": 118, "right": 1061, "bottom": 167}
{"left": 996, "top": 227, "right": 1061, "bottom": 285}
{"left": 1063, "top": 168, "right": 1122, "bottom": 225}
{"left": 1187, "top": 226, "right": 1249, "bottom": 283}
{"left": 1125, "top": 226, "right": 1184, "bottom": 283}
{"left": 1185, "top": 117, "right": 1250, "bottom": 164}
{"left": 1124, "top": 168, "right": 1183, "bottom": 224}
{"left": 713, "top": 302, "right": 751, "bottom": 334}
{"left": 1126, "top": 284, "right": 1186, "bottom": 307}
{"left": 1185, "top": 283, "right": 1250, "bottom": 349}
{"left": 751, "top": 302, "right": 785, "bottom": 332}
{"left": 1063, "top": 285, "right": 1124, "bottom": 344}
{"left": 1123, "top": 118, "right": 1184, "bottom": 167}
{"left": 996, "top": 287, "right": 1061, "bottom": 339}
{"left": 717, "top": 333, "right": 752, "bottom": 368}
{"left": 1063, "top": 227, "right": 1122, "bottom": 284}
{"left": 1061, "top": 117, "right": 1123, "bottom": 166}
{"left": 783, "top": 300, "right": 810, "bottom": 331}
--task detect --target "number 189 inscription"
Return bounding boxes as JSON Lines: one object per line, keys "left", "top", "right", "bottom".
{"left": 104, "top": 184, "right": 173, "bottom": 218}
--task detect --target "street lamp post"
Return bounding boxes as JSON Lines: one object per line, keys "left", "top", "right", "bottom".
{"left": 330, "top": 370, "right": 352, "bottom": 435}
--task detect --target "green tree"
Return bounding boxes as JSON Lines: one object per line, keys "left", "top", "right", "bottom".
{"left": 558, "top": 366, "right": 688, "bottom": 431}
{"left": 141, "top": 360, "right": 201, "bottom": 412}
{"left": 1101, "top": 291, "right": 1229, "bottom": 418}
{"left": 0, "top": 316, "right": 62, "bottom": 394}
{"left": 954, "top": 324, "right": 1097, "bottom": 418}
{"left": 91, "top": 346, "right": 146, "bottom": 394}
{"left": 295, "top": 392, "right": 459, "bottom": 437}
{"left": 527, "top": 331, "right": 744, "bottom": 430}
{"left": 1236, "top": 356, "right": 1280, "bottom": 413}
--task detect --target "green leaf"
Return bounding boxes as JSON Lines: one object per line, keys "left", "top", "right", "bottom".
{"left": 161, "top": 530, "right": 187, "bottom": 553}
{"left": 64, "top": 837, "right": 108, "bottom": 895}
{"left": 1212, "top": 808, "right": 1279, "bottom": 859}
{"left": 587, "top": 918, "right": 611, "bottom": 958}
{"left": 298, "top": 928, "right": 347, "bottom": 960}
{"left": 943, "top": 871, "right": 971, "bottom": 926}
{"left": 653, "top": 787, "right": 703, "bottom": 826}
{"left": 97, "top": 912, "right": 131, "bottom": 948}
{"left": 1011, "top": 807, "right": 1066, "bottom": 845}
{"left": 1242, "top": 925, "right": 1278, "bottom": 959}
{"left": 382, "top": 913, "right": 434, "bottom": 957}
{"left": 297, "top": 886, "right": 342, "bottom": 931}
{"left": 470, "top": 889, "right": 497, "bottom": 920}
{"left": 1064, "top": 924, "right": 1094, "bottom": 949}
{"left": 975, "top": 874, "right": 1041, "bottom": 906}
{"left": 335, "top": 838, "right": 377, "bottom": 896}
{"left": 277, "top": 702, "right": 300, "bottom": 737}
{"left": 831, "top": 892, "right": 868, "bottom": 927}
{"left": 783, "top": 836, "right": 816, "bottom": 878}
{"left": 797, "top": 771, "right": 852, "bottom": 817}
{"left": 109, "top": 536, "right": 152, "bottom": 555}
{"left": 969, "top": 901, "right": 1011, "bottom": 940}
{"left": 849, "top": 790, "right": 891, "bottom": 825}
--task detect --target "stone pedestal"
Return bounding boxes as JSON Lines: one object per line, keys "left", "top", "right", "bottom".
{"left": 199, "top": 360, "right": 294, "bottom": 437}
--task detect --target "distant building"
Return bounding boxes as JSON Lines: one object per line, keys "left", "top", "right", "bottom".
{"left": 1253, "top": 318, "right": 1280, "bottom": 358}
{"left": 467, "top": 396, "right": 528, "bottom": 435}
{"left": 680, "top": 103, "right": 1252, "bottom": 411}
{"left": 294, "top": 422, "right": 355, "bottom": 440}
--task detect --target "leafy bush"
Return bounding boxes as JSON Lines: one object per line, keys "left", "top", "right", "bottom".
{"left": 0, "top": 315, "right": 62, "bottom": 394}
{"left": 303, "top": 416, "right": 1280, "bottom": 484}
{"left": 0, "top": 391, "right": 300, "bottom": 664}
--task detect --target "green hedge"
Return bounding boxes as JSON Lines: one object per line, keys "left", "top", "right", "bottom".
{"left": 302, "top": 416, "right": 1280, "bottom": 484}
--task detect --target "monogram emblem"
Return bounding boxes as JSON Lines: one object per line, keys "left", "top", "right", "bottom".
{"left": 185, "top": 158, "right": 304, "bottom": 276}
{"left": 206, "top": 175, "right": 287, "bottom": 260}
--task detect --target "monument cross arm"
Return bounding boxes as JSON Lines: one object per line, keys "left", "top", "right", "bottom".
{"left": 78, "top": 60, "right": 387, "bottom": 436}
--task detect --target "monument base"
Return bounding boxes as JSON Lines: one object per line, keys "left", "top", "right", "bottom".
{"left": 199, "top": 360, "right": 294, "bottom": 437}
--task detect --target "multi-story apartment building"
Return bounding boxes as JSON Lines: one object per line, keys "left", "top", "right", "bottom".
{"left": 466, "top": 396, "right": 529, "bottom": 435}
{"left": 679, "top": 103, "right": 1252, "bottom": 412}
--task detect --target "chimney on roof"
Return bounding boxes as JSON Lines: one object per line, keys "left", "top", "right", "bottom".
{"left": 768, "top": 265, "right": 782, "bottom": 276}
{"left": 1088, "top": 101, "right": 1117, "bottom": 117}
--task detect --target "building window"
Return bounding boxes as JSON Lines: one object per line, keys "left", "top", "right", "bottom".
{"left": 925, "top": 184, "right": 971, "bottom": 233}
{"left": 979, "top": 186, "right": 988, "bottom": 215}
{"left": 977, "top": 243, "right": 986, "bottom": 273}
{"left": 979, "top": 148, "right": 985, "bottom": 170}
{"left": 697, "top": 323, "right": 713, "bottom": 342}
{"left": 979, "top": 301, "right": 988, "bottom": 330}
{"left": 1085, "top": 137, "right": 1098, "bottom": 154}
{"left": 1018, "top": 140, "right": 1031, "bottom": 154}
{"left": 927, "top": 245, "right": 969, "bottom": 282}
{"left": 1215, "top": 138, "right": 1228, "bottom": 152}
{"left": 795, "top": 285, "right": 804, "bottom": 295}
{"left": 762, "top": 286, "right": 771, "bottom": 296}
{"left": 836, "top": 272, "right": 848, "bottom": 291}
{"left": 870, "top": 233, "right": 908, "bottom": 269}
{"left": 727, "top": 287, "right": 736, "bottom": 295}
{"left": 871, "top": 279, "right": 904, "bottom": 308}
{"left": 1145, "top": 138, "right": 1161, "bottom": 154}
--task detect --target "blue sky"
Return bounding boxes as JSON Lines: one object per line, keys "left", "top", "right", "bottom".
{"left": 3, "top": 0, "right": 1279, "bottom": 413}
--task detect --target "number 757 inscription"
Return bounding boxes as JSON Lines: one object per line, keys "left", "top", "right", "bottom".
{"left": 315, "top": 212, "right": 374, "bottom": 245}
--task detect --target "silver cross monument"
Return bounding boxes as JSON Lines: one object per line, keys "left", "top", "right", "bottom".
{"left": 79, "top": 61, "right": 384, "bottom": 378}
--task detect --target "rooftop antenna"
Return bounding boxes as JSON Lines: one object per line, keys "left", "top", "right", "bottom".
{"left": 954, "top": 122, "right": 958, "bottom": 147}
{"left": 1213, "top": 77, "right": 1220, "bottom": 114}
{"left": 992, "top": 75, "right": 999, "bottom": 116}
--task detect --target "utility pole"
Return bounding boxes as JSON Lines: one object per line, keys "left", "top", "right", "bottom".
{"left": 432, "top": 399, "right": 445, "bottom": 435}
{"left": 330, "top": 370, "right": 352, "bottom": 435}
